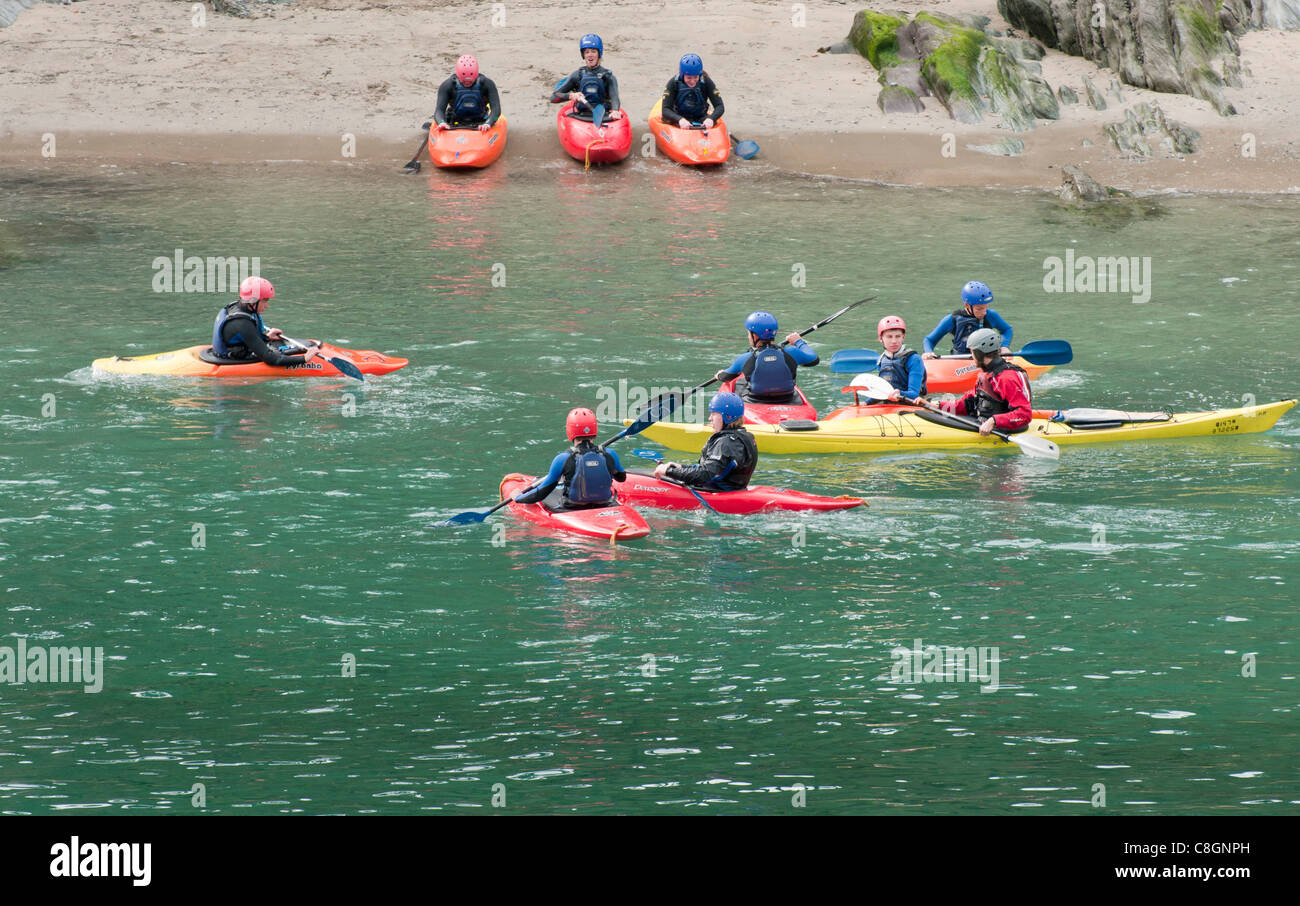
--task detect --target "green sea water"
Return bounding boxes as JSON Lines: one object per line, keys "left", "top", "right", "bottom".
{"left": 1, "top": 159, "right": 1297, "bottom": 814}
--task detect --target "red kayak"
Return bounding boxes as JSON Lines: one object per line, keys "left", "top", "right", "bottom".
{"left": 720, "top": 379, "right": 818, "bottom": 425}
{"left": 556, "top": 101, "right": 632, "bottom": 165}
{"left": 614, "top": 471, "right": 865, "bottom": 514}
{"left": 499, "top": 473, "right": 649, "bottom": 542}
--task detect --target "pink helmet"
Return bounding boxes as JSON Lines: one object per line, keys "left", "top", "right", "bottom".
{"left": 239, "top": 276, "right": 275, "bottom": 302}
{"left": 877, "top": 315, "right": 906, "bottom": 339}
{"left": 456, "top": 54, "right": 479, "bottom": 82}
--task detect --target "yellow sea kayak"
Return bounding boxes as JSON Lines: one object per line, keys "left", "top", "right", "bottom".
{"left": 631, "top": 399, "right": 1296, "bottom": 454}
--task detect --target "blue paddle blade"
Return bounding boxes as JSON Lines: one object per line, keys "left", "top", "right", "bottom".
{"left": 1015, "top": 340, "right": 1073, "bottom": 366}
{"left": 625, "top": 394, "right": 679, "bottom": 434}
{"left": 829, "top": 349, "right": 880, "bottom": 374}
{"left": 734, "top": 140, "right": 759, "bottom": 159}
{"left": 328, "top": 355, "right": 365, "bottom": 382}
{"left": 442, "top": 510, "right": 490, "bottom": 526}
{"left": 631, "top": 449, "right": 662, "bottom": 461}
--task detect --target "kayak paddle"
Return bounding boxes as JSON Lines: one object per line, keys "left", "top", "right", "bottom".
{"left": 627, "top": 450, "right": 721, "bottom": 514}
{"left": 441, "top": 495, "right": 512, "bottom": 526}
{"left": 402, "top": 124, "right": 432, "bottom": 173}
{"left": 785, "top": 295, "right": 878, "bottom": 345}
{"left": 728, "top": 133, "right": 759, "bottom": 160}
{"left": 829, "top": 339, "right": 1073, "bottom": 374}
{"left": 282, "top": 336, "right": 365, "bottom": 382}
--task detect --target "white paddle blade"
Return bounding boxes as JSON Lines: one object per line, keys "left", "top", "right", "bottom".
{"left": 1010, "top": 433, "right": 1060, "bottom": 460}
{"left": 851, "top": 373, "right": 896, "bottom": 399}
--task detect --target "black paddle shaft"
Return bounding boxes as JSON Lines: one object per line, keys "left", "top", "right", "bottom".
{"left": 781, "top": 295, "right": 878, "bottom": 346}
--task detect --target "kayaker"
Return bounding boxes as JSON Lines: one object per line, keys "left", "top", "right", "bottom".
{"left": 873, "top": 315, "right": 927, "bottom": 401}
{"left": 211, "top": 277, "right": 322, "bottom": 366}
{"left": 653, "top": 392, "right": 757, "bottom": 491}
{"left": 514, "top": 408, "right": 628, "bottom": 509}
{"left": 936, "top": 328, "right": 1032, "bottom": 435}
{"left": 550, "top": 33, "right": 622, "bottom": 128}
{"left": 922, "top": 281, "right": 1013, "bottom": 359}
{"left": 433, "top": 55, "right": 503, "bottom": 132}
{"left": 714, "top": 311, "right": 819, "bottom": 405}
{"left": 659, "top": 53, "right": 724, "bottom": 130}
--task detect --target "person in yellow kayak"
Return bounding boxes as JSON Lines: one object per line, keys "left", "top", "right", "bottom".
{"left": 654, "top": 392, "right": 757, "bottom": 490}
{"left": 873, "top": 315, "right": 927, "bottom": 401}
{"left": 659, "top": 53, "right": 724, "bottom": 129}
{"left": 211, "top": 277, "right": 322, "bottom": 366}
{"left": 433, "top": 54, "right": 503, "bottom": 132}
{"left": 922, "top": 280, "right": 1013, "bottom": 358}
{"left": 550, "top": 33, "right": 623, "bottom": 128}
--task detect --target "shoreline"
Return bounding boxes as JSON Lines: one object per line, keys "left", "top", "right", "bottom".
{"left": 3, "top": 125, "right": 1298, "bottom": 197}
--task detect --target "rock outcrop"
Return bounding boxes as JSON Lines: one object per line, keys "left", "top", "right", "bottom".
{"left": 1, "top": 0, "right": 38, "bottom": 28}
{"left": 848, "top": 10, "right": 1059, "bottom": 129}
{"left": 1104, "top": 101, "right": 1200, "bottom": 156}
{"left": 1057, "top": 165, "right": 1111, "bottom": 202}
{"left": 996, "top": 0, "right": 1300, "bottom": 116}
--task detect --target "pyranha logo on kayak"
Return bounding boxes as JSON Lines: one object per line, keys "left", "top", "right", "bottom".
{"left": 889, "top": 639, "right": 1000, "bottom": 692}
{"left": 49, "top": 837, "right": 151, "bottom": 886}
{"left": 151, "top": 248, "right": 260, "bottom": 294}
{"left": 1041, "top": 249, "right": 1152, "bottom": 303}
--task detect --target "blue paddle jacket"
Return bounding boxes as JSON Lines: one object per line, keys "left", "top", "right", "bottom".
{"left": 515, "top": 442, "right": 626, "bottom": 507}
{"left": 923, "top": 308, "right": 1013, "bottom": 355}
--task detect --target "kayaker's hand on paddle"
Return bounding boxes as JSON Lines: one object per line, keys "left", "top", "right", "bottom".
{"left": 785, "top": 332, "right": 802, "bottom": 346}
{"left": 435, "top": 122, "right": 449, "bottom": 131}
{"left": 702, "top": 117, "right": 715, "bottom": 129}
{"left": 922, "top": 351, "right": 938, "bottom": 360}
{"left": 568, "top": 91, "right": 583, "bottom": 103}
{"left": 266, "top": 327, "right": 284, "bottom": 341}
{"left": 714, "top": 370, "right": 731, "bottom": 383}
{"left": 302, "top": 344, "right": 322, "bottom": 362}
{"left": 978, "top": 417, "right": 996, "bottom": 436}
{"left": 678, "top": 117, "right": 690, "bottom": 128}
{"left": 477, "top": 123, "right": 491, "bottom": 132}
{"left": 1000, "top": 346, "right": 1012, "bottom": 355}
{"left": 653, "top": 462, "right": 676, "bottom": 479}
{"left": 888, "top": 388, "right": 901, "bottom": 401}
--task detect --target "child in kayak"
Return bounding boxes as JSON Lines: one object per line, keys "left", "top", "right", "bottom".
{"left": 653, "top": 392, "right": 757, "bottom": 490}
{"left": 513, "top": 408, "right": 628, "bottom": 509}
{"left": 872, "top": 315, "right": 927, "bottom": 401}
{"left": 922, "top": 280, "right": 1013, "bottom": 358}
{"left": 936, "top": 329, "right": 1032, "bottom": 434}
{"left": 211, "top": 277, "right": 322, "bottom": 367}
{"left": 433, "top": 55, "right": 503, "bottom": 132}
{"left": 659, "top": 53, "right": 724, "bottom": 129}
{"left": 550, "top": 33, "right": 622, "bottom": 128}
{"left": 714, "top": 311, "right": 819, "bottom": 405}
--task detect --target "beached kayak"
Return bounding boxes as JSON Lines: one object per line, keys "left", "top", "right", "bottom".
{"left": 924, "top": 355, "right": 1054, "bottom": 393}
{"left": 499, "top": 473, "right": 650, "bottom": 541}
{"left": 632, "top": 399, "right": 1296, "bottom": 454}
{"left": 720, "top": 379, "right": 818, "bottom": 424}
{"left": 91, "top": 344, "right": 408, "bottom": 378}
{"left": 648, "top": 100, "right": 729, "bottom": 166}
{"left": 427, "top": 118, "right": 507, "bottom": 168}
{"left": 556, "top": 101, "right": 632, "bottom": 165}
{"left": 613, "top": 470, "right": 864, "bottom": 513}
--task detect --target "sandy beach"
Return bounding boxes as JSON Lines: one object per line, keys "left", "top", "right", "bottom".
{"left": 2, "top": 0, "right": 1298, "bottom": 192}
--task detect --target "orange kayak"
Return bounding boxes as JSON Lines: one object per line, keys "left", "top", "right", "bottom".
{"left": 924, "top": 355, "right": 1054, "bottom": 393}
{"left": 427, "top": 118, "right": 507, "bottom": 169}
{"left": 648, "top": 100, "right": 729, "bottom": 165}
{"left": 91, "top": 343, "right": 408, "bottom": 378}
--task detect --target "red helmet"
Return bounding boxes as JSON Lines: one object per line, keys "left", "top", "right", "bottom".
{"left": 239, "top": 276, "right": 274, "bottom": 302}
{"left": 877, "top": 315, "right": 906, "bottom": 339}
{"left": 456, "top": 54, "right": 479, "bottom": 82}
{"left": 565, "top": 407, "right": 598, "bottom": 440}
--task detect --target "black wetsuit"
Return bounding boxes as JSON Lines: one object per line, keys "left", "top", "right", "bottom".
{"left": 212, "top": 302, "right": 309, "bottom": 367}
{"left": 550, "top": 65, "right": 621, "bottom": 118}
{"left": 664, "top": 425, "right": 758, "bottom": 491}
{"left": 433, "top": 74, "right": 503, "bottom": 127}
{"left": 659, "top": 74, "right": 725, "bottom": 123}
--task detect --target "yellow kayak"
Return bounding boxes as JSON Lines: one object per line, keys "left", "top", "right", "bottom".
{"left": 631, "top": 399, "right": 1296, "bottom": 454}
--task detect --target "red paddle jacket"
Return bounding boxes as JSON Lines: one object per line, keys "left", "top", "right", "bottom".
{"left": 943, "top": 360, "right": 1033, "bottom": 432}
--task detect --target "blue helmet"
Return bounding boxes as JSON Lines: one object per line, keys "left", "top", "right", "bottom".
{"left": 961, "top": 280, "right": 994, "bottom": 306}
{"left": 579, "top": 33, "right": 603, "bottom": 58}
{"left": 744, "top": 310, "right": 778, "bottom": 340}
{"left": 708, "top": 391, "right": 745, "bottom": 424}
{"left": 679, "top": 53, "right": 703, "bottom": 77}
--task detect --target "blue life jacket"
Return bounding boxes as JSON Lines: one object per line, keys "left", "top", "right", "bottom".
{"left": 743, "top": 345, "right": 796, "bottom": 397}
{"left": 211, "top": 302, "right": 264, "bottom": 357}
{"left": 877, "top": 347, "right": 926, "bottom": 396}
{"left": 566, "top": 446, "right": 613, "bottom": 504}
{"left": 578, "top": 69, "right": 606, "bottom": 108}
{"left": 451, "top": 77, "right": 486, "bottom": 121}
{"left": 950, "top": 307, "right": 992, "bottom": 355}
{"left": 674, "top": 78, "right": 707, "bottom": 120}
